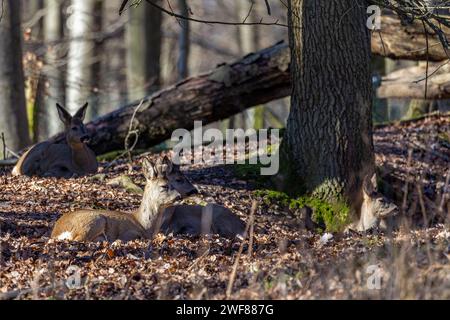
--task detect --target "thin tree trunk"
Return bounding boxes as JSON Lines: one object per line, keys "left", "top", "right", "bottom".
{"left": 66, "top": 0, "right": 96, "bottom": 115}
{"left": 372, "top": 56, "right": 389, "bottom": 123}
{"left": 177, "top": 0, "right": 190, "bottom": 80}
{"left": 126, "top": 0, "right": 162, "bottom": 101}
{"left": 230, "top": 0, "right": 260, "bottom": 130}
{"left": 239, "top": 0, "right": 263, "bottom": 129}
{"left": 0, "top": 0, "right": 31, "bottom": 156}
{"left": 99, "top": 0, "right": 127, "bottom": 115}
{"left": 279, "top": 1, "right": 375, "bottom": 224}
{"left": 22, "top": 0, "right": 44, "bottom": 37}
{"left": 35, "top": 0, "right": 65, "bottom": 140}
{"left": 22, "top": 0, "right": 44, "bottom": 143}
{"left": 88, "top": 0, "right": 103, "bottom": 120}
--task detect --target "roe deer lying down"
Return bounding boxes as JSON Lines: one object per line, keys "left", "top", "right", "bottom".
{"left": 158, "top": 204, "right": 246, "bottom": 239}
{"left": 12, "top": 103, "right": 98, "bottom": 178}
{"left": 349, "top": 174, "right": 399, "bottom": 232}
{"left": 52, "top": 157, "right": 245, "bottom": 242}
{"left": 51, "top": 157, "right": 190, "bottom": 241}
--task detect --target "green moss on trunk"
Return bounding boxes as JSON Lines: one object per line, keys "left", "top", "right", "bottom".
{"left": 255, "top": 189, "right": 350, "bottom": 232}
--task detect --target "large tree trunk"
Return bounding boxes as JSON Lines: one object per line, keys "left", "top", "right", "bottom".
{"left": 0, "top": 0, "right": 31, "bottom": 156}
{"left": 126, "top": 0, "right": 162, "bottom": 101}
{"left": 50, "top": 42, "right": 291, "bottom": 155}
{"left": 66, "top": 0, "right": 96, "bottom": 116}
{"left": 278, "top": 1, "right": 375, "bottom": 227}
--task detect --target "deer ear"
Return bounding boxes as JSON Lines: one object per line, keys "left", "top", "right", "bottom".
{"left": 56, "top": 103, "right": 72, "bottom": 126}
{"left": 363, "top": 173, "right": 377, "bottom": 195}
{"left": 142, "top": 159, "right": 156, "bottom": 180}
{"left": 161, "top": 156, "right": 173, "bottom": 173}
{"left": 172, "top": 162, "right": 180, "bottom": 172}
{"left": 74, "top": 103, "right": 88, "bottom": 121}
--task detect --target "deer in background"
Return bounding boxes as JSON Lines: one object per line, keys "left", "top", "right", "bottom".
{"left": 12, "top": 103, "right": 98, "bottom": 178}
{"left": 349, "top": 174, "right": 399, "bottom": 232}
{"left": 52, "top": 157, "right": 245, "bottom": 242}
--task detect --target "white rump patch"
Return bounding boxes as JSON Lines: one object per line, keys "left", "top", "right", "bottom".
{"left": 57, "top": 231, "right": 73, "bottom": 241}
{"left": 11, "top": 166, "right": 19, "bottom": 176}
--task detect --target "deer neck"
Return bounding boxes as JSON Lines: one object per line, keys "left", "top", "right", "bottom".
{"left": 68, "top": 141, "right": 94, "bottom": 172}
{"left": 134, "top": 199, "right": 160, "bottom": 232}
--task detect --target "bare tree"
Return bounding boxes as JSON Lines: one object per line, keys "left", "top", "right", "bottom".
{"left": 177, "top": 0, "right": 190, "bottom": 80}
{"left": 0, "top": 0, "right": 31, "bottom": 156}
{"left": 98, "top": 0, "right": 127, "bottom": 115}
{"left": 66, "top": 0, "right": 97, "bottom": 116}
{"left": 34, "top": 0, "right": 65, "bottom": 140}
{"left": 125, "top": 0, "right": 163, "bottom": 101}
{"left": 239, "top": 0, "right": 263, "bottom": 129}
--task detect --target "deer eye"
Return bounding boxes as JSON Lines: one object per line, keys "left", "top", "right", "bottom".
{"left": 161, "top": 185, "right": 169, "bottom": 191}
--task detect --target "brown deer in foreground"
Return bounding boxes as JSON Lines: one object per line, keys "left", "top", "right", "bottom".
{"left": 12, "top": 103, "right": 98, "bottom": 178}
{"left": 52, "top": 157, "right": 245, "bottom": 242}
{"left": 52, "top": 157, "right": 188, "bottom": 241}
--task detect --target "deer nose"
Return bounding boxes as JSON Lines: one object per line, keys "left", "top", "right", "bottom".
{"left": 80, "top": 135, "right": 90, "bottom": 143}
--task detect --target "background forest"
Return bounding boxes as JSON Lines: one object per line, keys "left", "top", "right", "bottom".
{"left": 2, "top": 0, "right": 445, "bottom": 157}
{"left": 0, "top": 0, "right": 291, "bottom": 156}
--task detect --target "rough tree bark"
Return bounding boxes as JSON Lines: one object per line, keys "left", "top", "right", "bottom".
{"left": 126, "top": 0, "right": 162, "bottom": 101}
{"left": 0, "top": 0, "right": 31, "bottom": 156}
{"left": 50, "top": 42, "right": 291, "bottom": 155}
{"left": 278, "top": 1, "right": 375, "bottom": 220}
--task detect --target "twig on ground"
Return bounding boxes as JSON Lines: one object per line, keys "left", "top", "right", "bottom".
{"left": 1, "top": 132, "right": 5, "bottom": 160}
{"left": 105, "top": 99, "right": 146, "bottom": 169}
{"left": 226, "top": 201, "right": 257, "bottom": 299}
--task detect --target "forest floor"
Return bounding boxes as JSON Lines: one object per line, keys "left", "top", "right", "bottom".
{"left": 0, "top": 114, "right": 449, "bottom": 300}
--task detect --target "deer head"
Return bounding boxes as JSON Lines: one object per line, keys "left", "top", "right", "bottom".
{"left": 166, "top": 160, "right": 198, "bottom": 197}
{"left": 141, "top": 157, "right": 184, "bottom": 209}
{"left": 355, "top": 174, "right": 399, "bottom": 231}
{"left": 56, "top": 103, "right": 90, "bottom": 147}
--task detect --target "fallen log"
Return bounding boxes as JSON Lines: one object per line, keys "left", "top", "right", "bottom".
{"left": 62, "top": 41, "right": 291, "bottom": 155}
{"left": 377, "top": 63, "right": 450, "bottom": 99}
{"left": 372, "top": 15, "right": 450, "bottom": 62}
